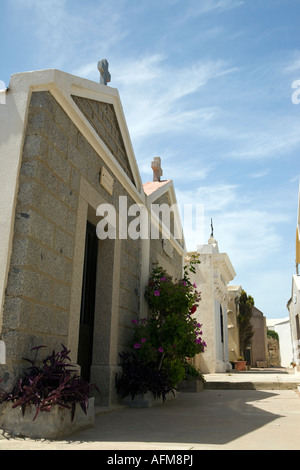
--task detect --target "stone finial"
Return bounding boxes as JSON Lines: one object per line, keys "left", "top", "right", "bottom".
{"left": 97, "top": 59, "right": 111, "bottom": 85}
{"left": 151, "top": 157, "right": 163, "bottom": 182}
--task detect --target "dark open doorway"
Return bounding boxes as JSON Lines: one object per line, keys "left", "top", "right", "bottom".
{"left": 77, "top": 221, "right": 98, "bottom": 381}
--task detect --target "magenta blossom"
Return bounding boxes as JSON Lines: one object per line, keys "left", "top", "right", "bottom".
{"left": 141, "top": 338, "right": 146, "bottom": 343}
{"left": 133, "top": 343, "right": 141, "bottom": 349}
{"left": 154, "top": 290, "right": 160, "bottom": 296}
{"left": 160, "top": 277, "right": 166, "bottom": 281}
{"left": 158, "top": 347, "right": 164, "bottom": 353}
{"left": 131, "top": 319, "right": 138, "bottom": 324}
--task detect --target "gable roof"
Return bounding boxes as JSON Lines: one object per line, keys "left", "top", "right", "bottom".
{"left": 143, "top": 178, "right": 186, "bottom": 253}
{"left": 72, "top": 95, "right": 135, "bottom": 185}
{"left": 143, "top": 179, "right": 172, "bottom": 197}
{"left": 9, "top": 68, "right": 144, "bottom": 202}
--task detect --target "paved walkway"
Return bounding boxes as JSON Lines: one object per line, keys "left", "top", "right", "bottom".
{"left": 0, "top": 368, "right": 300, "bottom": 451}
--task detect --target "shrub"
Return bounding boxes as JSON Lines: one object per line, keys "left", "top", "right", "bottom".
{"left": 115, "top": 352, "right": 174, "bottom": 401}
{"left": 267, "top": 330, "right": 279, "bottom": 341}
{"left": 116, "top": 256, "right": 207, "bottom": 398}
{"left": 238, "top": 290, "right": 254, "bottom": 355}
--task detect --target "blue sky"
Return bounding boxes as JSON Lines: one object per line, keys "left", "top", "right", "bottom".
{"left": 1, "top": 0, "right": 300, "bottom": 319}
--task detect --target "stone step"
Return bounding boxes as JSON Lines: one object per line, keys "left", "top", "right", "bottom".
{"left": 204, "top": 381, "right": 299, "bottom": 391}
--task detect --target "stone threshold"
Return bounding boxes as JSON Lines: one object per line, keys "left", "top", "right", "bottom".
{"left": 204, "top": 381, "right": 300, "bottom": 390}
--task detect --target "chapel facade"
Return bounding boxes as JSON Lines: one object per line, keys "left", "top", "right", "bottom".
{"left": 187, "top": 235, "right": 236, "bottom": 373}
{"left": 0, "top": 67, "right": 185, "bottom": 406}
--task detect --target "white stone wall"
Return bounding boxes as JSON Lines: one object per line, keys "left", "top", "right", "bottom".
{"left": 288, "top": 275, "right": 300, "bottom": 367}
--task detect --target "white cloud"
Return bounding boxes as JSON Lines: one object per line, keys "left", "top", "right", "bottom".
{"left": 175, "top": 181, "right": 289, "bottom": 273}
{"left": 215, "top": 209, "right": 287, "bottom": 265}
{"left": 109, "top": 55, "right": 236, "bottom": 141}
{"left": 250, "top": 169, "right": 270, "bottom": 178}
{"left": 177, "top": 183, "right": 239, "bottom": 212}
{"left": 224, "top": 116, "right": 300, "bottom": 161}
{"left": 283, "top": 52, "right": 300, "bottom": 74}
{"left": 176, "top": 0, "right": 244, "bottom": 22}
{"left": 12, "top": 0, "right": 128, "bottom": 68}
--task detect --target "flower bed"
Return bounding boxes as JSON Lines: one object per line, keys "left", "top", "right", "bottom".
{"left": 0, "top": 397, "right": 94, "bottom": 439}
{"left": 0, "top": 345, "right": 98, "bottom": 438}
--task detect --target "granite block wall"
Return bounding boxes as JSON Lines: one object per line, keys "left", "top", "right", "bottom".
{"left": 1, "top": 91, "right": 141, "bottom": 396}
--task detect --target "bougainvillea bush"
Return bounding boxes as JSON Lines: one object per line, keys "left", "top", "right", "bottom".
{"left": 0, "top": 345, "right": 99, "bottom": 421}
{"left": 116, "top": 255, "right": 207, "bottom": 398}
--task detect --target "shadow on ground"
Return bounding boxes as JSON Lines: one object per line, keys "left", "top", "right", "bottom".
{"left": 65, "top": 389, "right": 282, "bottom": 447}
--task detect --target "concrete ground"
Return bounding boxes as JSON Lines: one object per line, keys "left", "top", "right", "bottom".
{"left": 0, "top": 368, "right": 299, "bottom": 451}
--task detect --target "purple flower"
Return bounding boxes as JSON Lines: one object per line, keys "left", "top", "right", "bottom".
{"left": 193, "top": 283, "right": 197, "bottom": 288}
{"left": 131, "top": 319, "right": 138, "bottom": 324}
{"left": 141, "top": 338, "right": 146, "bottom": 343}
{"left": 160, "top": 277, "right": 166, "bottom": 281}
{"left": 158, "top": 347, "right": 164, "bottom": 353}
{"left": 154, "top": 290, "right": 160, "bottom": 296}
{"left": 133, "top": 343, "right": 141, "bottom": 349}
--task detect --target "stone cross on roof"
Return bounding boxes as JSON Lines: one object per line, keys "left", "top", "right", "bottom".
{"left": 97, "top": 59, "right": 111, "bottom": 85}
{"left": 151, "top": 157, "right": 163, "bottom": 182}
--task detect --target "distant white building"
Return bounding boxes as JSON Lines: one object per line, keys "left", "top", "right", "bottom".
{"left": 288, "top": 275, "right": 300, "bottom": 368}
{"left": 187, "top": 234, "right": 236, "bottom": 373}
{"left": 287, "top": 184, "right": 300, "bottom": 370}
{"left": 267, "top": 317, "right": 293, "bottom": 368}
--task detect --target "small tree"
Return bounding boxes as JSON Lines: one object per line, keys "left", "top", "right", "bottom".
{"left": 238, "top": 290, "right": 254, "bottom": 359}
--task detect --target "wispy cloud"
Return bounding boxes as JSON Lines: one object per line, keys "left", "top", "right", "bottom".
{"left": 74, "top": 53, "right": 238, "bottom": 142}
{"left": 214, "top": 209, "right": 287, "bottom": 268}
{"left": 176, "top": 181, "right": 289, "bottom": 270}
{"left": 11, "top": 0, "right": 128, "bottom": 68}
{"left": 251, "top": 169, "right": 270, "bottom": 179}
{"left": 109, "top": 55, "right": 237, "bottom": 141}
{"left": 176, "top": 0, "right": 244, "bottom": 23}
{"left": 226, "top": 118, "right": 300, "bottom": 161}
{"left": 283, "top": 51, "right": 300, "bottom": 74}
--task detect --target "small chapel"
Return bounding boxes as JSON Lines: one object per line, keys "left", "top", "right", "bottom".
{"left": 186, "top": 229, "right": 236, "bottom": 373}
{"left": 0, "top": 63, "right": 185, "bottom": 408}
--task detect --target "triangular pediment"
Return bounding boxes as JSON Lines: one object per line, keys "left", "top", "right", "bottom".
{"left": 72, "top": 95, "right": 135, "bottom": 184}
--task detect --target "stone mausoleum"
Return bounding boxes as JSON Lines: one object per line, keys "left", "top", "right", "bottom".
{"left": 0, "top": 64, "right": 185, "bottom": 408}
{"left": 187, "top": 233, "right": 236, "bottom": 373}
